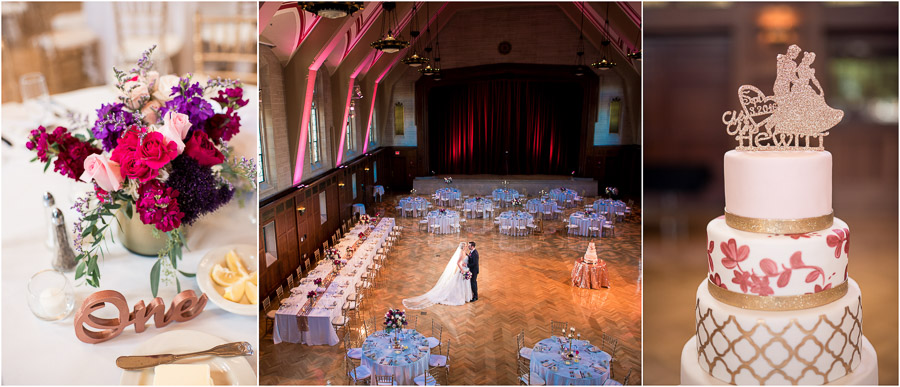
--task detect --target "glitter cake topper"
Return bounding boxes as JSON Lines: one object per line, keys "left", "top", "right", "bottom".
{"left": 723, "top": 44, "right": 843, "bottom": 151}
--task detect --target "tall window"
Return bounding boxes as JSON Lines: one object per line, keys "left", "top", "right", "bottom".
{"left": 308, "top": 78, "right": 322, "bottom": 165}
{"left": 346, "top": 112, "right": 356, "bottom": 152}
{"left": 369, "top": 110, "right": 377, "bottom": 144}
{"left": 352, "top": 173, "right": 357, "bottom": 199}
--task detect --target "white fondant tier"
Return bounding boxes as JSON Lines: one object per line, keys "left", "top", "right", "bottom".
{"left": 694, "top": 278, "right": 865, "bottom": 385}
{"left": 681, "top": 335, "right": 878, "bottom": 385}
{"left": 584, "top": 242, "right": 598, "bottom": 263}
{"left": 724, "top": 150, "right": 832, "bottom": 221}
{"left": 707, "top": 216, "right": 850, "bottom": 297}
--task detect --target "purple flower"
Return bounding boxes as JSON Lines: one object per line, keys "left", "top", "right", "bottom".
{"left": 160, "top": 78, "right": 214, "bottom": 135}
{"left": 91, "top": 103, "right": 138, "bottom": 152}
{"left": 165, "top": 154, "right": 234, "bottom": 225}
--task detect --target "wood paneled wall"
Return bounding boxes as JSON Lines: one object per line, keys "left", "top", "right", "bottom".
{"left": 258, "top": 148, "right": 417, "bottom": 304}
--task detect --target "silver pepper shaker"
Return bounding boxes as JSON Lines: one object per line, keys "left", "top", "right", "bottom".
{"left": 43, "top": 192, "right": 56, "bottom": 250}
{"left": 51, "top": 208, "right": 77, "bottom": 272}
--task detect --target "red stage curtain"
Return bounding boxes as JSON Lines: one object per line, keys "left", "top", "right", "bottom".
{"left": 427, "top": 79, "right": 583, "bottom": 175}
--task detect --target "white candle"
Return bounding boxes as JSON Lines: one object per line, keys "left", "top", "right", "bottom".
{"left": 40, "top": 287, "right": 67, "bottom": 317}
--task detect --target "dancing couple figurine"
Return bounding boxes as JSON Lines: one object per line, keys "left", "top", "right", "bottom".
{"left": 402, "top": 241, "right": 480, "bottom": 309}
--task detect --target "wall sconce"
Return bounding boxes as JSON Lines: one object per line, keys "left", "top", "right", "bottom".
{"left": 297, "top": 206, "right": 306, "bottom": 215}
{"left": 364, "top": 167, "right": 370, "bottom": 172}
{"left": 757, "top": 5, "right": 798, "bottom": 45}
{"left": 338, "top": 182, "right": 345, "bottom": 187}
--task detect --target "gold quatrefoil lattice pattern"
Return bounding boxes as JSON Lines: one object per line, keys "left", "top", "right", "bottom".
{"left": 694, "top": 297, "right": 863, "bottom": 385}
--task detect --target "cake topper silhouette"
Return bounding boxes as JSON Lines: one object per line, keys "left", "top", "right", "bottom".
{"left": 723, "top": 44, "right": 843, "bottom": 151}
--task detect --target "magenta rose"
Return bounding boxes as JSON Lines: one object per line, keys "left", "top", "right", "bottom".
{"left": 119, "top": 153, "right": 156, "bottom": 182}
{"left": 139, "top": 131, "right": 177, "bottom": 169}
{"left": 184, "top": 131, "right": 225, "bottom": 167}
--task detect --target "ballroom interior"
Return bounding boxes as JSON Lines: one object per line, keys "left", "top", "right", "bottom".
{"left": 257, "top": 1, "right": 642, "bottom": 385}
{"left": 642, "top": 2, "right": 899, "bottom": 384}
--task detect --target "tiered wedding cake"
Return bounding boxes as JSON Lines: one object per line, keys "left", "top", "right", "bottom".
{"left": 680, "top": 45, "right": 878, "bottom": 385}
{"left": 584, "top": 242, "right": 598, "bottom": 264}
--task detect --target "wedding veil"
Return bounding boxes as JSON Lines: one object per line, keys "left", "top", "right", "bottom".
{"left": 402, "top": 243, "right": 464, "bottom": 310}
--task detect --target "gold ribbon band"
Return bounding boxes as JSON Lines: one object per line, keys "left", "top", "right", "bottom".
{"left": 707, "top": 280, "right": 848, "bottom": 311}
{"left": 725, "top": 210, "right": 833, "bottom": 234}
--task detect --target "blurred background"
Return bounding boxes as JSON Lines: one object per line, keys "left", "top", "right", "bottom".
{"left": 1, "top": 1, "right": 256, "bottom": 103}
{"left": 643, "top": 2, "right": 898, "bottom": 384}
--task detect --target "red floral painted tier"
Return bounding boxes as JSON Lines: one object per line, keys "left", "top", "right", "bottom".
{"left": 707, "top": 216, "right": 849, "bottom": 297}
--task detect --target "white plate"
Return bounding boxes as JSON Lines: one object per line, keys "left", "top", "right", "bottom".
{"left": 120, "top": 330, "right": 256, "bottom": 385}
{"left": 197, "top": 244, "right": 257, "bottom": 316}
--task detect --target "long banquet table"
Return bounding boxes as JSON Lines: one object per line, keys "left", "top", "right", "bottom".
{"left": 1, "top": 85, "right": 259, "bottom": 384}
{"left": 274, "top": 218, "right": 396, "bottom": 345}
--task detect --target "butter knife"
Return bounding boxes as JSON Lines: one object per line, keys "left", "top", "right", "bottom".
{"left": 116, "top": 342, "right": 253, "bottom": 370}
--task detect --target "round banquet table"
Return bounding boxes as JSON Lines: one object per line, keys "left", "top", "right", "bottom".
{"left": 593, "top": 199, "right": 626, "bottom": 220}
{"left": 527, "top": 198, "right": 559, "bottom": 218}
{"left": 399, "top": 196, "right": 429, "bottom": 217}
{"left": 374, "top": 185, "right": 385, "bottom": 200}
{"left": 568, "top": 212, "right": 605, "bottom": 237}
{"left": 492, "top": 188, "right": 520, "bottom": 204}
{"left": 572, "top": 259, "right": 609, "bottom": 289}
{"left": 498, "top": 211, "right": 534, "bottom": 236}
{"left": 353, "top": 203, "right": 366, "bottom": 217}
{"left": 435, "top": 188, "right": 461, "bottom": 206}
{"left": 463, "top": 198, "right": 494, "bottom": 218}
{"left": 426, "top": 210, "right": 460, "bottom": 234}
{"left": 550, "top": 188, "right": 578, "bottom": 207}
{"left": 362, "top": 329, "right": 431, "bottom": 385}
{"left": 530, "top": 337, "right": 611, "bottom": 385}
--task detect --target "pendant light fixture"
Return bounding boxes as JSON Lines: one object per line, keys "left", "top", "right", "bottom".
{"left": 574, "top": 2, "right": 587, "bottom": 76}
{"left": 371, "top": 2, "right": 409, "bottom": 53}
{"left": 420, "top": 4, "right": 441, "bottom": 77}
{"left": 591, "top": 2, "right": 617, "bottom": 71}
{"left": 402, "top": 4, "right": 430, "bottom": 67}
{"left": 298, "top": 2, "right": 363, "bottom": 19}
{"left": 627, "top": 48, "right": 642, "bottom": 61}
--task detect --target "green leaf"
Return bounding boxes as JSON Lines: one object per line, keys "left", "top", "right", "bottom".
{"left": 178, "top": 270, "right": 196, "bottom": 278}
{"left": 43, "top": 161, "right": 51, "bottom": 172}
{"left": 125, "top": 201, "right": 133, "bottom": 219}
{"left": 29, "top": 156, "right": 38, "bottom": 162}
{"left": 176, "top": 277, "right": 182, "bottom": 293}
{"left": 150, "top": 259, "right": 161, "bottom": 297}
{"left": 75, "top": 261, "right": 86, "bottom": 279}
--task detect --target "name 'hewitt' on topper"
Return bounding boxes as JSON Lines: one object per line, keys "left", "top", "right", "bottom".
{"left": 73, "top": 290, "right": 207, "bottom": 344}
{"left": 722, "top": 44, "right": 844, "bottom": 151}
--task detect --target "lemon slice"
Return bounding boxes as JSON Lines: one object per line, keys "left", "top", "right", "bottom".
{"left": 211, "top": 264, "right": 242, "bottom": 287}
{"left": 223, "top": 278, "right": 247, "bottom": 303}
{"left": 226, "top": 250, "right": 250, "bottom": 277}
{"left": 245, "top": 282, "right": 259, "bottom": 305}
{"left": 247, "top": 271, "right": 258, "bottom": 286}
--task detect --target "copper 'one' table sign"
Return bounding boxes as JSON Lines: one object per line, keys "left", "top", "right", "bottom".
{"left": 73, "top": 290, "right": 208, "bottom": 344}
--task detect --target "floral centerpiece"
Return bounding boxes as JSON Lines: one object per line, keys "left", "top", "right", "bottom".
{"left": 307, "top": 290, "right": 317, "bottom": 299}
{"left": 605, "top": 186, "right": 618, "bottom": 198}
{"left": 325, "top": 247, "right": 340, "bottom": 260}
{"left": 313, "top": 278, "right": 322, "bottom": 286}
{"left": 444, "top": 177, "right": 453, "bottom": 185}
{"left": 25, "top": 46, "right": 254, "bottom": 296}
{"left": 384, "top": 308, "right": 408, "bottom": 347}
{"left": 359, "top": 232, "right": 366, "bottom": 241}
{"left": 511, "top": 197, "right": 524, "bottom": 207}
{"left": 438, "top": 208, "right": 447, "bottom": 215}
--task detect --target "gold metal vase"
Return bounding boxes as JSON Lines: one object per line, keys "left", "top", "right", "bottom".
{"left": 115, "top": 210, "right": 167, "bottom": 257}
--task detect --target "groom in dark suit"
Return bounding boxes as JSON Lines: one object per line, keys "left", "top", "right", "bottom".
{"left": 468, "top": 241, "right": 480, "bottom": 301}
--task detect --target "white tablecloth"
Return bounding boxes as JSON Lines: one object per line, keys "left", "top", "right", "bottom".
{"left": 426, "top": 210, "right": 460, "bottom": 234}
{"left": 530, "top": 337, "right": 610, "bottom": 385}
{"left": 353, "top": 203, "right": 366, "bottom": 216}
{"left": 362, "top": 329, "right": 430, "bottom": 385}
{"left": 373, "top": 185, "right": 385, "bottom": 197}
{"left": 492, "top": 188, "right": 520, "bottom": 202}
{"left": 435, "top": 188, "right": 461, "bottom": 205}
{"left": 399, "top": 197, "right": 430, "bottom": 218}
{"left": 568, "top": 212, "right": 605, "bottom": 237}
{"left": 593, "top": 200, "right": 626, "bottom": 219}
{"left": 550, "top": 188, "right": 578, "bottom": 207}
{"left": 527, "top": 199, "right": 559, "bottom": 217}
{"left": 498, "top": 211, "right": 534, "bottom": 236}
{"left": 273, "top": 218, "right": 395, "bottom": 345}
{"left": 1, "top": 85, "right": 259, "bottom": 384}
{"left": 462, "top": 198, "right": 494, "bottom": 218}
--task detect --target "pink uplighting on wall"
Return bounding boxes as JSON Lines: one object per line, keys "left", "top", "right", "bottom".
{"left": 362, "top": 85, "right": 378, "bottom": 153}
{"left": 292, "top": 70, "right": 318, "bottom": 185}
{"left": 334, "top": 79, "right": 356, "bottom": 166}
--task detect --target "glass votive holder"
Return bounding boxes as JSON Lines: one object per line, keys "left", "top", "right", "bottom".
{"left": 27, "top": 269, "right": 75, "bottom": 321}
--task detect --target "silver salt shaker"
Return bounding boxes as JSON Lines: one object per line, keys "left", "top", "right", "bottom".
{"left": 51, "top": 208, "right": 77, "bottom": 272}
{"left": 43, "top": 192, "right": 56, "bottom": 250}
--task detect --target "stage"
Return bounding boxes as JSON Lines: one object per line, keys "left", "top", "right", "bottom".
{"left": 412, "top": 175, "right": 598, "bottom": 196}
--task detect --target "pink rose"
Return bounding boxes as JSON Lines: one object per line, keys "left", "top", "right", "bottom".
{"left": 123, "top": 80, "right": 149, "bottom": 110}
{"left": 80, "top": 154, "right": 123, "bottom": 192}
{"left": 157, "top": 111, "right": 192, "bottom": 153}
{"left": 141, "top": 100, "right": 162, "bottom": 125}
{"left": 139, "top": 131, "right": 177, "bottom": 169}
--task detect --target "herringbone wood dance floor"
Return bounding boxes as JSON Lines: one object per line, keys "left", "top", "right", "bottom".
{"left": 259, "top": 194, "right": 642, "bottom": 385}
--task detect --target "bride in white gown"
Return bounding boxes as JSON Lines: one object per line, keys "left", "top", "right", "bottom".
{"left": 403, "top": 242, "right": 473, "bottom": 309}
